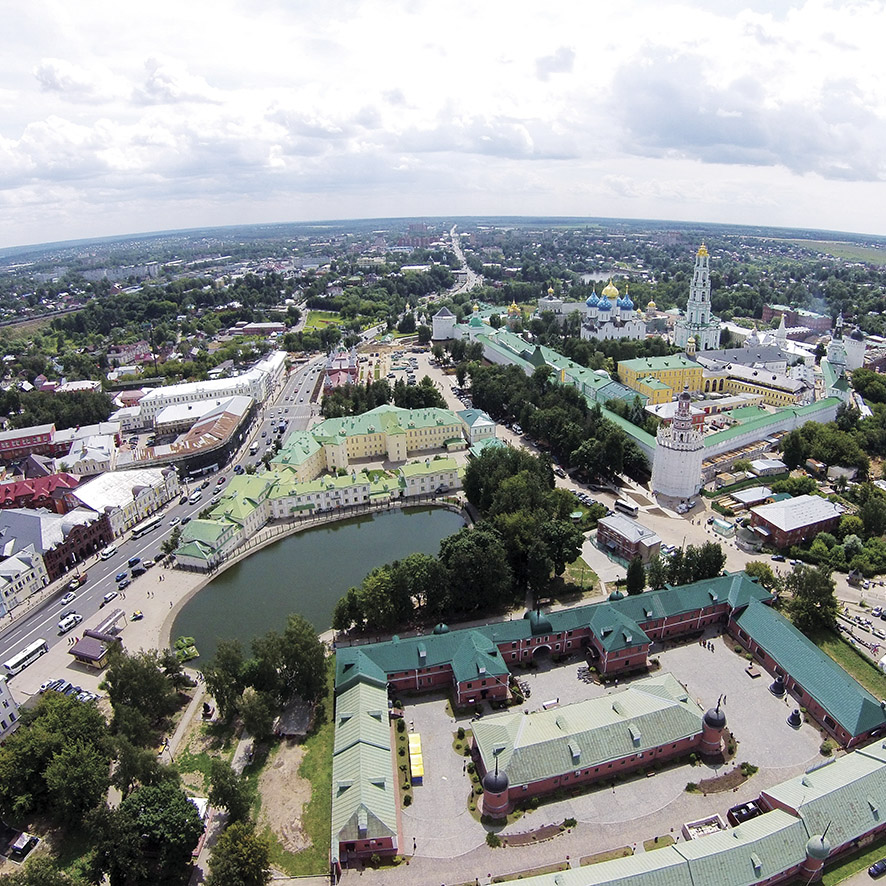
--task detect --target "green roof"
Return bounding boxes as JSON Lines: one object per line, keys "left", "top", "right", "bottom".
{"left": 735, "top": 600, "right": 886, "bottom": 737}
{"left": 174, "top": 540, "right": 215, "bottom": 561}
{"left": 672, "top": 809, "right": 808, "bottom": 886}
{"left": 271, "top": 430, "right": 322, "bottom": 467}
{"left": 312, "top": 404, "right": 461, "bottom": 442}
{"left": 330, "top": 742, "right": 398, "bottom": 845}
{"left": 333, "top": 681, "right": 391, "bottom": 755}
{"left": 399, "top": 457, "right": 458, "bottom": 478}
{"left": 636, "top": 375, "right": 671, "bottom": 390}
{"left": 180, "top": 518, "right": 235, "bottom": 545}
{"left": 705, "top": 398, "right": 842, "bottom": 448}
{"left": 334, "top": 573, "right": 772, "bottom": 690}
{"left": 469, "top": 436, "right": 507, "bottom": 458}
{"left": 763, "top": 746, "right": 886, "bottom": 849}
{"left": 472, "top": 674, "right": 703, "bottom": 786}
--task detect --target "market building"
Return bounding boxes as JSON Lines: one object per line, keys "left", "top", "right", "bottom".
{"left": 749, "top": 495, "right": 843, "bottom": 549}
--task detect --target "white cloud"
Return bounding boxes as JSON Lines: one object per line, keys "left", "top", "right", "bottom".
{"left": 2, "top": 0, "right": 886, "bottom": 246}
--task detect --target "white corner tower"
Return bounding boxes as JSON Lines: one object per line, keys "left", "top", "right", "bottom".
{"left": 675, "top": 245, "right": 720, "bottom": 351}
{"left": 651, "top": 385, "right": 705, "bottom": 500}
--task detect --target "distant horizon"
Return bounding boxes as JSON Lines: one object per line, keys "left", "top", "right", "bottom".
{"left": 4, "top": 213, "right": 886, "bottom": 262}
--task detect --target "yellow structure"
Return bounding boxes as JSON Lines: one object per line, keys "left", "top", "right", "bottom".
{"left": 617, "top": 355, "right": 704, "bottom": 401}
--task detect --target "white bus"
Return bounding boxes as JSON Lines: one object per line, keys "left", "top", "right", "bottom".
{"left": 131, "top": 515, "right": 163, "bottom": 539}
{"left": 4, "top": 639, "right": 49, "bottom": 676}
{"left": 614, "top": 499, "right": 639, "bottom": 518}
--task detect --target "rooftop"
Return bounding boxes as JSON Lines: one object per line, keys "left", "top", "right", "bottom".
{"left": 750, "top": 494, "right": 843, "bottom": 532}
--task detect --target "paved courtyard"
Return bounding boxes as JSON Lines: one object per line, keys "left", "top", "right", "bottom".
{"left": 356, "top": 630, "right": 824, "bottom": 886}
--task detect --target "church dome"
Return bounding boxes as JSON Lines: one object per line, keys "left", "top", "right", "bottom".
{"left": 697, "top": 243, "right": 709, "bottom": 257}
{"left": 608, "top": 589, "right": 625, "bottom": 601}
{"left": 623, "top": 292, "right": 634, "bottom": 310}
{"left": 704, "top": 706, "right": 726, "bottom": 729}
{"left": 586, "top": 292, "right": 599, "bottom": 308}
{"left": 851, "top": 327, "right": 865, "bottom": 341}
{"left": 602, "top": 279, "right": 619, "bottom": 299}
{"left": 805, "top": 835, "right": 831, "bottom": 861}
{"left": 598, "top": 297, "right": 612, "bottom": 312}
{"left": 507, "top": 301, "right": 520, "bottom": 316}
{"left": 547, "top": 286, "right": 555, "bottom": 297}
{"left": 482, "top": 767, "right": 509, "bottom": 794}
{"left": 647, "top": 300, "right": 657, "bottom": 311}
{"left": 472, "top": 303, "right": 479, "bottom": 313}
{"left": 433, "top": 623, "right": 450, "bottom": 635}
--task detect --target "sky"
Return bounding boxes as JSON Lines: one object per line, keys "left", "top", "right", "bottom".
{"left": 3, "top": 0, "right": 886, "bottom": 248}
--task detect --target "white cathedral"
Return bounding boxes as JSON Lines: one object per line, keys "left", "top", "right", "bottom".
{"left": 581, "top": 280, "right": 647, "bottom": 341}
{"left": 675, "top": 245, "right": 721, "bottom": 351}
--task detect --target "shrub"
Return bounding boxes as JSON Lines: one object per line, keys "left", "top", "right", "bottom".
{"left": 685, "top": 783, "right": 700, "bottom": 793}
{"left": 398, "top": 747, "right": 405, "bottom": 757}
{"left": 454, "top": 742, "right": 462, "bottom": 751}
{"left": 740, "top": 762, "right": 759, "bottom": 777}
{"left": 457, "top": 726, "right": 465, "bottom": 740}
{"left": 396, "top": 718, "right": 406, "bottom": 733}
{"left": 403, "top": 793, "right": 412, "bottom": 807}
{"left": 467, "top": 762, "right": 475, "bottom": 774}
{"left": 370, "top": 853, "right": 381, "bottom": 868}
{"left": 486, "top": 832, "right": 502, "bottom": 848}
{"left": 688, "top": 753, "right": 698, "bottom": 766}
{"left": 463, "top": 746, "right": 471, "bottom": 757}
{"left": 820, "top": 739, "right": 837, "bottom": 757}
{"left": 563, "top": 817, "right": 577, "bottom": 829}
{"left": 733, "top": 645, "right": 742, "bottom": 653}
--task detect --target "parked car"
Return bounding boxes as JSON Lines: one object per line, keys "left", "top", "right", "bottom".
{"left": 869, "top": 858, "right": 886, "bottom": 878}
{"left": 127, "top": 556, "right": 140, "bottom": 567}
{"left": 143, "top": 560, "right": 155, "bottom": 569}
{"left": 181, "top": 516, "right": 191, "bottom": 525}
{"left": 100, "top": 590, "right": 119, "bottom": 607}
{"left": 771, "top": 555, "right": 786, "bottom": 562}
{"left": 115, "top": 572, "right": 128, "bottom": 582}
{"left": 117, "top": 578, "right": 130, "bottom": 590}
{"left": 131, "top": 565, "right": 147, "bottom": 577}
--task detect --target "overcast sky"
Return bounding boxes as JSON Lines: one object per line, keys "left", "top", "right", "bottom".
{"left": 3, "top": 0, "right": 886, "bottom": 248}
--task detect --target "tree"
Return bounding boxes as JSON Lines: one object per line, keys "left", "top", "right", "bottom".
{"left": 101, "top": 649, "right": 179, "bottom": 741}
{"left": 438, "top": 526, "right": 514, "bottom": 613}
{"left": 237, "top": 689, "right": 276, "bottom": 741}
{"left": 206, "top": 822, "right": 271, "bottom": 886}
{"left": 161, "top": 526, "right": 182, "bottom": 556}
{"left": 0, "top": 856, "right": 75, "bottom": 885}
{"left": 277, "top": 614, "right": 326, "bottom": 702}
{"left": 626, "top": 556, "right": 646, "bottom": 595}
{"left": 202, "top": 639, "right": 246, "bottom": 722}
{"left": 646, "top": 555, "right": 668, "bottom": 590}
{"left": 44, "top": 740, "right": 110, "bottom": 822}
{"left": 209, "top": 758, "right": 254, "bottom": 825}
{"left": 111, "top": 735, "right": 175, "bottom": 799}
{"left": 90, "top": 782, "right": 204, "bottom": 886}
{"left": 785, "top": 564, "right": 839, "bottom": 633}
{"left": 743, "top": 561, "right": 782, "bottom": 593}
{"left": 539, "top": 519, "right": 584, "bottom": 577}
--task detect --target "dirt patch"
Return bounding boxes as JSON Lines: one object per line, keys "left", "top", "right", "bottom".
{"left": 698, "top": 766, "right": 748, "bottom": 794}
{"left": 258, "top": 740, "right": 312, "bottom": 852}
{"left": 502, "top": 824, "right": 562, "bottom": 847}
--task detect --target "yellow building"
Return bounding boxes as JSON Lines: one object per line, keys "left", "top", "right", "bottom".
{"left": 617, "top": 355, "right": 704, "bottom": 401}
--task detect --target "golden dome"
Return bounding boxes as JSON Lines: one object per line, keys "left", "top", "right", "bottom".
{"left": 508, "top": 300, "right": 520, "bottom": 315}
{"left": 602, "top": 279, "right": 619, "bottom": 299}
{"left": 547, "top": 285, "right": 555, "bottom": 297}
{"left": 472, "top": 303, "right": 479, "bottom": 312}
{"left": 647, "top": 299, "right": 657, "bottom": 310}
{"left": 697, "top": 243, "right": 708, "bottom": 257}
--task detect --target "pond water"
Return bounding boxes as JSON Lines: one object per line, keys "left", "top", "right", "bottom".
{"left": 170, "top": 506, "right": 464, "bottom": 662}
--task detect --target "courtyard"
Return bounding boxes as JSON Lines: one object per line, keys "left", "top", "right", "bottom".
{"left": 359, "top": 626, "right": 824, "bottom": 885}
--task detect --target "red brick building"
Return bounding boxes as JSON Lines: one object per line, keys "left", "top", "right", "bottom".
{"left": 749, "top": 494, "right": 843, "bottom": 549}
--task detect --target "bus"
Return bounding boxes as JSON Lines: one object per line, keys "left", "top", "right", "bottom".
{"left": 4, "top": 639, "right": 48, "bottom": 676}
{"left": 614, "top": 499, "right": 639, "bottom": 518}
{"left": 131, "top": 515, "right": 163, "bottom": 539}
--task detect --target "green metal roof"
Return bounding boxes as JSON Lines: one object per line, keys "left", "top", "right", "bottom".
{"left": 705, "top": 398, "right": 842, "bottom": 448}
{"left": 472, "top": 674, "right": 703, "bottom": 786}
{"left": 180, "top": 518, "right": 235, "bottom": 545}
{"left": 333, "top": 681, "right": 391, "bottom": 755}
{"left": 312, "top": 404, "right": 461, "bottom": 442}
{"left": 334, "top": 574, "right": 772, "bottom": 690}
{"left": 398, "top": 457, "right": 458, "bottom": 478}
{"left": 672, "top": 809, "right": 808, "bottom": 886}
{"left": 174, "top": 540, "right": 215, "bottom": 561}
{"left": 735, "top": 600, "right": 886, "bottom": 737}
{"left": 271, "top": 430, "right": 322, "bottom": 467}
{"left": 636, "top": 376, "right": 672, "bottom": 390}
{"left": 763, "top": 747, "right": 886, "bottom": 849}
{"left": 330, "top": 742, "right": 398, "bottom": 845}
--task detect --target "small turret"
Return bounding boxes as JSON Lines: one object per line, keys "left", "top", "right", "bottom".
{"left": 700, "top": 695, "right": 726, "bottom": 755}
{"left": 481, "top": 756, "right": 510, "bottom": 818}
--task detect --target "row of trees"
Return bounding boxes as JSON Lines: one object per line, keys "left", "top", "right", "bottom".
{"left": 321, "top": 376, "right": 446, "bottom": 418}
{"left": 333, "top": 447, "right": 585, "bottom": 632}
{"left": 1, "top": 390, "right": 114, "bottom": 432}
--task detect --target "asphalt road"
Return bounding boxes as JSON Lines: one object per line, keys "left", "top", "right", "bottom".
{"left": 0, "top": 355, "right": 327, "bottom": 670}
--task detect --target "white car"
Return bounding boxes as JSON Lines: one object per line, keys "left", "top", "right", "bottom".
{"left": 60, "top": 591, "right": 77, "bottom": 606}
{"left": 169, "top": 516, "right": 180, "bottom": 526}
{"left": 99, "top": 545, "right": 118, "bottom": 560}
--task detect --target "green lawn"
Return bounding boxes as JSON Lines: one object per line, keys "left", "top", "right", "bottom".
{"left": 822, "top": 834, "right": 886, "bottom": 884}
{"left": 784, "top": 239, "right": 886, "bottom": 265}
{"left": 303, "top": 310, "right": 342, "bottom": 331}
{"left": 807, "top": 627, "right": 886, "bottom": 699}
{"left": 263, "top": 665, "right": 335, "bottom": 876}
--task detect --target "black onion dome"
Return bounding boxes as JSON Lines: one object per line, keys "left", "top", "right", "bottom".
{"left": 433, "top": 623, "right": 450, "bottom": 635}
{"left": 704, "top": 706, "right": 726, "bottom": 729}
{"left": 482, "top": 768, "right": 509, "bottom": 794}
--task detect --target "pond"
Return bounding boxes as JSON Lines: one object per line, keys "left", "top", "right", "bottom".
{"left": 170, "top": 506, "right": 464, "bottom": 662}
